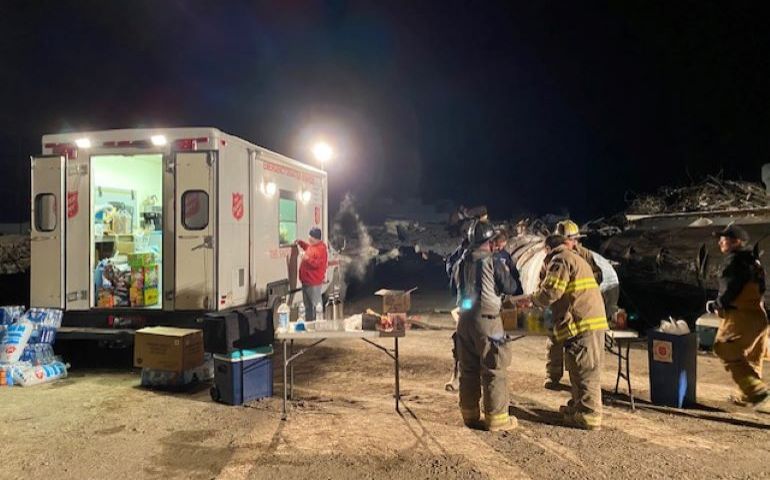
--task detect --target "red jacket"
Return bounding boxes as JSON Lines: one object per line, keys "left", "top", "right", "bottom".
{"left": 297, "top": 240, "right": 328, "bottom": 286}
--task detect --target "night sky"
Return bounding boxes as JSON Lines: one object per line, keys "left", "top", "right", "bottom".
{"left": 1, "top": 1, "right": 768, "bottom": 223}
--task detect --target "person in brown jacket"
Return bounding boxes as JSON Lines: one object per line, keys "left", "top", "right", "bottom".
{"left": 709, "top": 225, "right": 770, "bottom": 413}
{"left": 524, "top": 234, "right": 608, "bottom": 429}
{"left": 544, "top": 220, "right": 604, "bottom": 389}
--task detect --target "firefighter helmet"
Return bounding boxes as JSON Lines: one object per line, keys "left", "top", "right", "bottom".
{"left": 555, "top": 220, "right": 583, "bottom": 238}
{"left": 467, "top": 220, "right": 496, "bottom": 247}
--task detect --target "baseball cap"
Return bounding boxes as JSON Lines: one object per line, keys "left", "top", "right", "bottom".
{"left": 713, "top": 224, "right": 749, "bottom": 242}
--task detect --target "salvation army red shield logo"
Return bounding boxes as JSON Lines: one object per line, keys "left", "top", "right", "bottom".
{"left": 652, "top": 340, "right": 673, "bottom": 363}
{"left": 232, "top": 193, "right": 244, "bottom": 220}
{"left": 67, "top": 192, "right": 79, "bottom": 219}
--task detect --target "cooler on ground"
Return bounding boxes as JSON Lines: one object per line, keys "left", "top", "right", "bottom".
{"left": 647, "top": 331, "right": 697, "bottom": 408}
{"left": 211, "top": 348, "right": 273, "bottom": 405}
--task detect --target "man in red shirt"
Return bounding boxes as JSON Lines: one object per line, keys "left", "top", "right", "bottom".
{"left": 296, "top": 227, "right": 328, "bottom": 320}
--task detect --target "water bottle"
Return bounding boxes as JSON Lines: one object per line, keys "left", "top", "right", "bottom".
{"left": 298, "top": 303, "right": 306, "bottom": 323}
{"left": 277, "top": 298, "right": 290, "bottom": 333}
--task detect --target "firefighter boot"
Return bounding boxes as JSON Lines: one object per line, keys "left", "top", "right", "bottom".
{"left": 753, "top": 392, "right": 770, "bottom": 414}
{"left": 564, "top": 411, "right": 602, "bottom": 431}
{"left": 484, "top": 412, "right": 518, "bottom": 432}
{"left": 461, "top": 407, "right": 483, "bottom": 429}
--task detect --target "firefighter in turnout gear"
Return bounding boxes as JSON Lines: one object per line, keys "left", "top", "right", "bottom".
{"left": 527, "top": 234, "right": 608, "bottom": 430}
{"left": 710, "top": 225, "right": 770, "bottom": 413}
{"left": 454, "top": 221, "right": 520, "bottom": 431}
{"left": 544, "top": 220, "right": 604, "bottom": 389}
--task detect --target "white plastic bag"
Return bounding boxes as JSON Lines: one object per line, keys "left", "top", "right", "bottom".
{"left": 0, "top": 323, "right": 34, "bottom": 362}
{"left": 12, "top": 361, "right": 68, "bottom": 386}
{"left": 344, "top": 314, "right": 363, "bottom": 331}
{"left": 658, "top": 317, "right": 690, "bottom": 335}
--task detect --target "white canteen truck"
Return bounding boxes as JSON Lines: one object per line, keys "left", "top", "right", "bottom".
{"left": 29, "top": 127, "right": 342, "bottom": 339}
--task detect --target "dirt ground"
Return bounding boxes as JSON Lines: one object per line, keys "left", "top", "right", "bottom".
{"left": 3, "top": 316, "right": 770, "bottom": 480}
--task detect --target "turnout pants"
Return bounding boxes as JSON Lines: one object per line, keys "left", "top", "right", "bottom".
{"left": 564, "top": 330, "right": 604, "bottom": 424}
{"left": 546, "top": 335, "right": 564, "bottom": 383}
{"left": 456, "top": 310, "right": 512, "bottom": 427}
{"left": 714, "top": 307, "right": 769, "bottom": 402}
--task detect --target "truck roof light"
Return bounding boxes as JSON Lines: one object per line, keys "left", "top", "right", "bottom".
{"left": 75, "top": 138, "right": 91, "bottom": 148}
{"left": 151, "top": 135, "right": 167, "bottom": 146}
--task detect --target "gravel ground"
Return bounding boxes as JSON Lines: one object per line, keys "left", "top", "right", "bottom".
{"left": 2, "top": 320, "right": 770, "bottom": 480}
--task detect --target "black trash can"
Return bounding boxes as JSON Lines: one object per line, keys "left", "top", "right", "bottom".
{"left": 647, "top": 331, "right": 697, "bottom": 408}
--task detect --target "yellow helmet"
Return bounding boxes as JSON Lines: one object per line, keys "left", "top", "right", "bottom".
{"left": 555, "top": 220, "right": 583, "bottom": 238}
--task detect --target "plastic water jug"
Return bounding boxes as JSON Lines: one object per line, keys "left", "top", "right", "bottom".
{"left": 277, "top": 299, "right": 290, "bottom": 333}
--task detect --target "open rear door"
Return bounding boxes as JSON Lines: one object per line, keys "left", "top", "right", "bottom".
{"left": 175, "top": 151, "right": 217, "bottom": 310}
{"left": 30, "top": 155, "right": 65, "bottom": 308}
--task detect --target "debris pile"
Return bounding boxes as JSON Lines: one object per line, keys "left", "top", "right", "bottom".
{"left": 0, "top": 235, "right": 30, "bottom": 274}
{"left": 627, "top": 176, "right": 770, "bottom": 214}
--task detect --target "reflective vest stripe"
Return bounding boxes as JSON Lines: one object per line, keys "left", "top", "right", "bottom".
{"left": 564, "top": 277, "right": 600, "bottom": 294}
{"left": 554, "top": 316, "right": 608, "bottom": 342}
{"left": 543, "top": 275, "right": 568, "bottom": 291}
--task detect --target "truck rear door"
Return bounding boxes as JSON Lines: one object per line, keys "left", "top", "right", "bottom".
{"left": 30, "top": 155, "right": 65, "bottom": 308}
{"left": 174, "top": 151, "right": 217, "bottom": 309}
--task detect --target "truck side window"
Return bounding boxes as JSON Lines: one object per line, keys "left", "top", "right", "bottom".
{"left": 182, "top": 190, "right": 209, "bottom": 230}
{"left": 34, "top": 193, "right": 57, "bottom": 232}
{"left": 279, "top": 190, "right": 297, "bottom": 246}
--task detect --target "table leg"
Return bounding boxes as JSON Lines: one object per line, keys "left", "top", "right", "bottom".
{"left": 290, "top": 339, "right": 295, "bottom": 400}
{"left": 615, "top": 339, "right": 622, "bottom": 395}
{"left": 282, "top": 339, "right": 288, "bottom": 421}
{"left": 625, "top": 341, "right": 635, "bottom": 411}
{"left": 395, "top": 336, "right": 400, "bottom": 412}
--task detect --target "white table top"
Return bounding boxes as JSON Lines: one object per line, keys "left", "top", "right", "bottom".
{"left": 276, "top": 329, "right": 383, "bottom": 340}
{"left": 605, "top": 329, "right": 640, "bottom": 340}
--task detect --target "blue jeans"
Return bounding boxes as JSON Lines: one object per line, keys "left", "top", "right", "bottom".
{"left": 302, "top": 285, "right": 323, "bottom": 321}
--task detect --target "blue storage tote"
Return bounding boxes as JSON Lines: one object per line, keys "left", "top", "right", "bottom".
{"left": 647, "top": 331, "right": 697, "bottom": 408}
{"left": 211, "top": 348, "right": 273, "bottom": 406}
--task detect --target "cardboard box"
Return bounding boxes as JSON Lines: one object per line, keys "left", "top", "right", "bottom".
{"left": 128, "top": 252, "right": 156, "bottom": 268}
{"left": 143, "top": 265, "right": 159, "bottom": 288}
{"left": 130, "top": 287, "right": 159, "bottom": 307}
{"left": 501, "top": 308, "right": 518, "bottom": 331}
{"left": 134, "top": 327, "right": 204, "bottom": 371}
{"left": 144, "top": 287, "right": 159, "bottom": 306}
{"left": 130, "top": 287, "right": 143, "bottom": 306}
{"left": 97, "top": 289, "right": 115, "bottom": 308}
{"left": 115, "top": 240, "right": 134, "bottom": 254}
{"left": 374, "top": 288, "right": 417, "bottom": 314}
{"left": 131, "top": 265, "right": 159, "bottom": 289}
{"left": 381, "top": 312, "right": 407, "bottom": 333}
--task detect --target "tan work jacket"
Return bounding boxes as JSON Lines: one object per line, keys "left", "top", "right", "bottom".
{"left": 533, "top": 245, "right": 608, "bottom": 342}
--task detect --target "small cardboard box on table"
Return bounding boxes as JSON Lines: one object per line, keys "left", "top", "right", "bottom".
{"left": 374, "top": 288, "right": 417, "bottom": 334}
